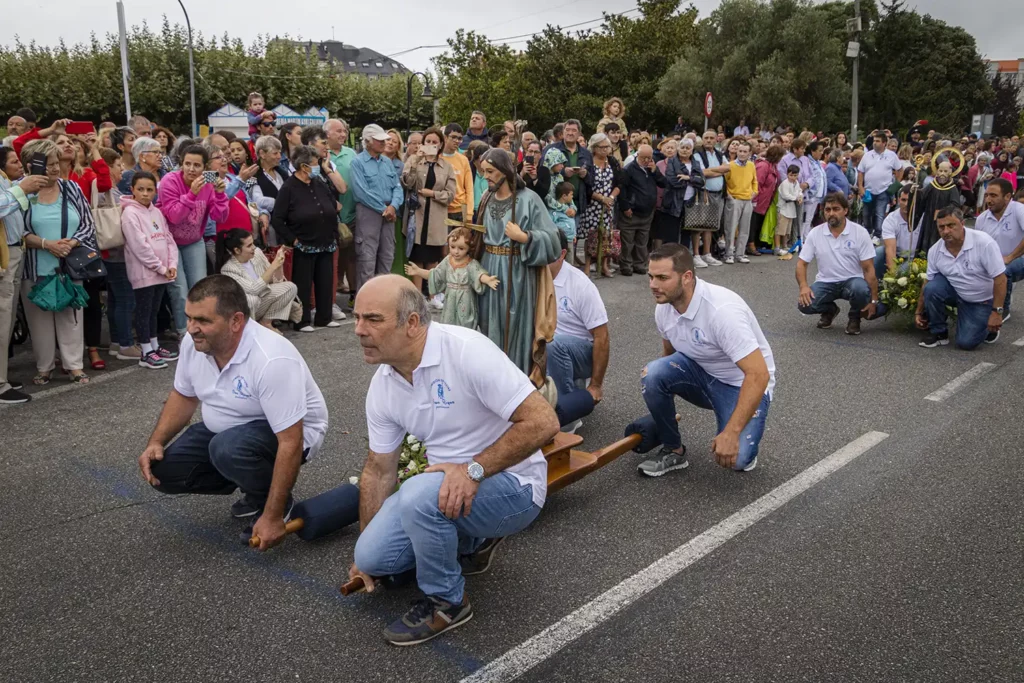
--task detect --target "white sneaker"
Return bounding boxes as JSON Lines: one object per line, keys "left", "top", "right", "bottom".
{"left": 107, "top": 343, "right": 119, "bottom": 357}
{"left": 717, "top": 236, "right": 726, "bottom": 250}
{"left": 299, "top": 325, "right": 315, "bottom": 333}
{"left": 692, "top": 254, "right": 708, "bottom": 268}
{"left": 738, "top": 255, "right": 750, "bottom": 264}
{"left": 774, "top": 248, "right": 784, "bottom": 256}
{"left": 561, "top": 418, "right": 583, "bottom": 434}
{"left": 724, "top": 255, "right": 735, "bottom": 264}
{"left": 703, "top": 255, "right": 723, "bottom": 266}
{"left": 742, "top": 456, "right": 758, "bottom": 472}
{"left": 332, "top": 304, "right": 346, "bottom": 321}
{"left": 325, "top": 321, "right": 342, "bottom": 328}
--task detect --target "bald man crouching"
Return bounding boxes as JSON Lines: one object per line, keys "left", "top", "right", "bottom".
{"left": 350, "top": 275, "right": 559, "bottom": 646}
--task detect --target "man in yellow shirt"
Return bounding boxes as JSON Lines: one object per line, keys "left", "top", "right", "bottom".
{"left": 722, "top": 139, "right": 759, "bottom": 264}
{"left": 442, "top": 124, "right": 474, "bottom": 223}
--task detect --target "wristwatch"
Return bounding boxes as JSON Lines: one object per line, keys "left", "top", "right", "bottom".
{"left": 466, "top": 461, "right": 485, "bottom": 482}
{"left": 993, "top": 306, "right": 1005, "bottom": 314}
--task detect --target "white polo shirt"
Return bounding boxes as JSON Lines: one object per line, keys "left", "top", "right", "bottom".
{"left": 799, "top": 220, "right": 875, "bottom": 283}
{"left": 174, "top": 319, "right": 329, "bottom": 458}
{"left": 857, "top": 149, "right": 902, "bottom": 194}
{"left": 365, "top": 323, "right": 547, "bottom": 507}
{"left": 553, "top": 262, "right": 609, "bottom": 342}
{"left": 926, "top": 228, "right": 1005, "bottom": 303}
{"left": 655, "top": 279, "right": 776, "bottom": 397}
{"left": 881, "top": 210, "right": 917, "bottom": 256}
{"left": 974, "top": 200, "right": 1024, "bottom": 257}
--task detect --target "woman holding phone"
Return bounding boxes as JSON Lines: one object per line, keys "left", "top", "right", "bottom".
{"left": 518, "top": 139, "right": 551, "bottom": 201}
{"left": 400, "top": 127, "right": 457, "bottom": 293}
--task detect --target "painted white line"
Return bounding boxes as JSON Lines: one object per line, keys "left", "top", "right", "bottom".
{"left": 923, "top": 362, "right": 996, "bottom": 402}
{"left": 460, "top": 431, "right": 890, "bottom": 683}
{"left": 1012, "top": 335, "right": 1024, "bottom": 347}
{"left": 0, "top": 364, "right": 141, "bottom": 408}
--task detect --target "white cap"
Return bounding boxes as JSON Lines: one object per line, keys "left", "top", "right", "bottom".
{"left": 362, "top": 124, "right": 390, "bottom": 141}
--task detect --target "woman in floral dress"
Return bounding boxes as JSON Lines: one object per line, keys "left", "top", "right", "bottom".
{"left": 582, "top": 133, "right": 622, "bottom": 278}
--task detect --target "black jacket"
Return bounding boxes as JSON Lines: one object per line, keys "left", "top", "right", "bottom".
{"left": 518, "top": 162, "right": 551, "bottom": 201}
{"left": 619, "top": 162, "right": 667, "bottom": 217}
{"left": 271, "top": 175, "right": 338, "bottom": 248}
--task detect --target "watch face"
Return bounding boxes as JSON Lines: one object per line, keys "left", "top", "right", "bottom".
{"left": 468, "top": 462, "right": 485, "bottom": 481}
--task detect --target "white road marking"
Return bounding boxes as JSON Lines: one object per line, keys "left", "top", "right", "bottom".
{"left": 460, "top": 431, "right": 891, "bottom": 683}
{"left": 923, "top": 362, "right": 996, "bottom": 402}
{"left": 1012, "top": 335, "right": 1024, "bottom": 347}
{"left": 1, "top": 364, "right": 141, "bottom": 408}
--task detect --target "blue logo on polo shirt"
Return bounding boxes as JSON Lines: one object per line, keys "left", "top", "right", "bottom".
{"left": 431, "top": 379, "right": 455, "bottom": 408}
{"left": 232, "top": 376, "right": 253, "bottom": 399}
{"left": 559, "top": 296, "right": 571, "bottom": 313}
{"left": 691, "top": 328, "right": 708, "bottom": 346}
{"left": 845, "top": 239, "right": 854, "bottom": 249}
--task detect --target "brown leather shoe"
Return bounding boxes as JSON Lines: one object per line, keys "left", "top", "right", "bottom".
{"left": 816, "top": 306, "right": 838, "bottom": 329}
{"left": 846, "top": 317, "right": 862, "bottom": 335}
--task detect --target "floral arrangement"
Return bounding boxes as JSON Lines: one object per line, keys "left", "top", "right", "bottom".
{"left": 879, "top": 257, "right": 928, "bottom": 315}
{"left": 398, "top": 434, "right": 428, "bottom": 484}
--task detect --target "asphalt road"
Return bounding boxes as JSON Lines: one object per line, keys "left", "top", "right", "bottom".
{"left": 3, "top": 253, "right": 1022, "bottom": 683}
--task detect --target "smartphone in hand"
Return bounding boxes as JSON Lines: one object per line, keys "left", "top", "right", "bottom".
{"left": 65, "top": 121, "right": 96, "bottom": 135}
{"left": 29, "top": 153, "right": 48, "bottom": 176}
{"left": 202, "top": 171, "right": 218, "bottom": 184}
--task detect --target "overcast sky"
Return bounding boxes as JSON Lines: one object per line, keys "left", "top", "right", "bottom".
{"left": 2, "top": 0, "right": 1021, "bottom": 73}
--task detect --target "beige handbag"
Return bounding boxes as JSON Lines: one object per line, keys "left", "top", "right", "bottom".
{"left": 91, "top": 179, "right": 124, "bottom": 250}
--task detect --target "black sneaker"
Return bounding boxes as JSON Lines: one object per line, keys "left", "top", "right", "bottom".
{"left": 637, "top": 447, "right": 689, "bottom": 477}
{"left": 985, "top": 329, "right": 1000, "bottom": 344}
{"left": 0, "top": 387, "right": 31, "bottom": 404}
{"left": 460, "top": 537, "right": 505, "bottom": 576}
{"left": 383, "top": 596, "right": 473, "bottom": 646}
{"left": 232, "top": 494, "right": 293, "bottom": 519}
{"left": 816, "top": 304, "right": 839, "bottom": 329}
{"left": 9, "top": 380, "right": 23, "bottom": 391}
{"left": 919, "top": 332, "right": 950, "bottom": 348}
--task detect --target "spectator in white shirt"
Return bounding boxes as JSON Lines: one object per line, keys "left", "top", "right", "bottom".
{"left": 546, "top": 231, "right": 610, "bottom": 432}
{"left": 856, "top": 132, "right": 903, "bottom": 238}
{"left": 350, "top": 275, "right": 559, "bottom": 646}
{"left": 975, "top": 178, "right": 1024, "bottom": 320}
{"left": 873, "top": 185, "right": 916, "bottom": 282}
{"left": 796, "top": 193, "right": 880, "bottom": 336}
{"left": 637, "top": 244, "right": 775, "bottom": 477}
{"left": 733, "top": 119, "right": 750, "bottom": 137}
{"left": 137, "top": 276, "right": 328, "bottom": 549}
{"left": 916, "top": 206, "right": 1006, "bottom": 348}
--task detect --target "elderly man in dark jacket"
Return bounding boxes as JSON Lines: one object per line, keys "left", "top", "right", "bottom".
{"left": 617, "top": 144, "right": 666, "bottom": 275}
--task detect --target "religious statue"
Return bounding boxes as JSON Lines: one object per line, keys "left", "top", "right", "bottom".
{"left": 473, "top": 148, "right": 561, "bottom": 389}
{"left": 912, "top": 154, "right": 964, "bottom": 254}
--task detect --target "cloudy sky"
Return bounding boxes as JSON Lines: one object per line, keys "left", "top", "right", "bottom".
{"left": 2, "top": 0, "right": 1021, "bottom": 73}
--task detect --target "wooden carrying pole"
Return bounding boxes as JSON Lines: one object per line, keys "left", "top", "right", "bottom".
{"left": 249, "top": 518, "right": 305, "bottom": 547}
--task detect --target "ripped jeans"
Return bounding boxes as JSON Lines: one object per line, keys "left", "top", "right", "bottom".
{"left": 641, "top": 352, "right": 771, "bottom": 470}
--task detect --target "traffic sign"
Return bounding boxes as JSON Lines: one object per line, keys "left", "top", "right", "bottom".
{"left": 704, "top": 92, "right": 714, "bottom": 118}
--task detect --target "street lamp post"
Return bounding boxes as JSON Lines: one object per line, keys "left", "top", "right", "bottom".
{"left": 406, "top": 71, "right": 432, "bottom": 138}
{"left": 177, "top": 0, "right": 198, "bottom": 137}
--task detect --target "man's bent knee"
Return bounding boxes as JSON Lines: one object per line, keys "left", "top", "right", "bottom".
{"left": 397, "top": 472, "right": 445, "bottom": 519}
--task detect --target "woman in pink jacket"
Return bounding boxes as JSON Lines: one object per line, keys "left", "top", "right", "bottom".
{"left": 122, "top": 171, "right": 180, "bottom": 370}
{"left": 751, "top": 145, "right": 784, "bottom": 252}
{"left": 156, "top": 144, "right": 229, "bottom": 338}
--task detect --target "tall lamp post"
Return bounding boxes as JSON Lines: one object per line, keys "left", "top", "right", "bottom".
{"left": 406, "top": 72, "right": 432, "bottom": 138}
{"left": 177, "top": 0, "right": 198, "bottom": 137}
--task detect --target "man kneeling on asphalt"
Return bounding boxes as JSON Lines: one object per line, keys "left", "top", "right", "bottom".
{"left": 547, "top": 230, "right": 609, "bottom": 433}
{"left": 350, "top": 275, "right": 559, "bottom": 646}
{"left": 637, "top": 244, "right": 775, "bottom": 477}
{"left": 138, "top": 275, "right": 328, "bottom": 549}
{"left": 795, "top": 192, "right": 880, "bottom": 335}
{"left": 916, "top": 206, "right": 1006, "bottom": 349}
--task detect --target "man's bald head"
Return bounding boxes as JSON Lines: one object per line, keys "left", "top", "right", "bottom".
{"left": 6, "top": 116, "right": 26, "bottom": 136}
{"left": 636, "top": 144, "right": 655, "bottom": 167}
{"left": 354, "top": 275, "right": 431, "bottom": 366}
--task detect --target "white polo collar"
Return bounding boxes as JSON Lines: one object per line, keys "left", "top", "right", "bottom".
{"left": 204, "top": 320, "right": 256, "bottom": 375}
{"left": 381, "top": 325, "right": 442, "bottom": 379}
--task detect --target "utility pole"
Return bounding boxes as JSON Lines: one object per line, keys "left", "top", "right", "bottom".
{"left": 177, "top": 0, "right": 198, "bottom": 137}
{"left": 849, "top": 0, "right": 862, "bottom": 143}
{"left": 116, "top": 1, "right": 132, "bottom": 122}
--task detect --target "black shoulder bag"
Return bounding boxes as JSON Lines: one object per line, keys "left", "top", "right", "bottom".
{"left": 61, "top": 184, "right": 107, "bottom": 281}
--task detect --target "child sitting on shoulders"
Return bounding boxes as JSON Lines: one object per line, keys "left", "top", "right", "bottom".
{"left": 245, "top": 92, "right": 275, "bottom": 138}
{"left": 404, "top": 228, "right": 498, "bottom": 329}
{"left": 550, "top": 181, "right": 577, "bottom": 239}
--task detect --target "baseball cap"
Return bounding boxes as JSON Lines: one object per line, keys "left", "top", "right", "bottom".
{"left": 362, "top": 123, "right": 391, "bottom": 141}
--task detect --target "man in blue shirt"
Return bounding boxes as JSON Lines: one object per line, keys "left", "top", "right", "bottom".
{"left": 351, "top": 123, "right": 403, "bottom": 291}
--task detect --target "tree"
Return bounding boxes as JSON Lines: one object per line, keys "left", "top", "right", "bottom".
{"left": 432, "top": 30, "right": 526, "bottom": 130}
{"left": 990, "top": 73, "right": 1022, "bottom": 137}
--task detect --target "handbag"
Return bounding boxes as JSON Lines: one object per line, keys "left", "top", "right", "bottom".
{"left": 91, "top": 179, "right": 124, "bottom": 250}
{"left": 684, "top": 190, "right": 721, "bottom": 231}
{"left": 59, "top": 186, "right": 107, "bottom": 280}
{"left": 28, "top": 272, "right": 89, "bottom": 312}
{"left": 337, "top": 221, "right": 353, "bottom": 248}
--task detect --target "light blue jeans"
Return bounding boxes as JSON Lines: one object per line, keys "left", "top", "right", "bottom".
{"left": 546, "top": 333, "right": 593, "bottom": 399}
{"left": 354, "top": 471, "right": 541, "bottom": 604}
{"left": 797, "top": 277, "right": 871, "bottom": 320}
{"left": 168, "top": 240, "right": 208, "bottom": 333}
{"left": 641, "top": 352, "right": 770, "bottom": 470}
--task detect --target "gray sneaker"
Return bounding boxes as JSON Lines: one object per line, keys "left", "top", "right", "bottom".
{"left": 637, "top": 447, "right": 689, "bottom": 477}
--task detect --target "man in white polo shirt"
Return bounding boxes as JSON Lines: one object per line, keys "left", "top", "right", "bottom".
{"left": 916, "top": 206, "right": 1006, "bottom": 349}
{"left": 547, "top": 230, "right": 609, "bottom": 433}
{"left": 138, "top": 276, "right": 328, "bottom": 550}
{"left": 796, "top": 192, "right": 880, "bottom": 336}
{"left": 873, "top": 185, "right": 917, "bottom": 282}
{"left": 637, "top": 244, "right": 775, "bottom": 477}
{"left": 974, "top": 178, "right": 1024, "bottom": 321}
{"left": 857, "top": 131, "right": 902, "bottom": 238}
{"left": 350, "top": 275, "right": 559, "bottom": 646}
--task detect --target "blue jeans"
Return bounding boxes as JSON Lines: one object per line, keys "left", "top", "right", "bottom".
{"left": 103, "top": 260, "right": 135, "bottom": 347}
{"left": 923, "top": 274, "right": 992, "bottom": 350}
{"left": 1003, "top": 255, "right": 1024, "bottom": 312}
{"left": 547, "top": 333, "right": 593, "bottom": 399}
{"left": 863, "top": 194, "right": 888, "bottom": 237}
{"left": 640, "top": 352, "right": 770, "bottom": 470}
{"left": 797, "top": 278, "right": 870, "bottom": 320}
{"left": 150, "top": 420, "right": 284, "bottom": 506}
{"left": 873, "top": 245, "right": 888, "bottom": 283}
{"left": 168, "top": 240, "right": 208, "bottom": 333}
{"left": 354, "top": 471, "right": 541, "bottom": 604}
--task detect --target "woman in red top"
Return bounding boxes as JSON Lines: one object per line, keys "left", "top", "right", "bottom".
{"left": 54, "top": 131, "right": 113, "bottom": 370}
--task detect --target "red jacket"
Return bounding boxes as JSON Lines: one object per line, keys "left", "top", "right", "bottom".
{"left": 13, "top": 128, "right": 112, "bottom": 201}
{"left": 754, "top": 158, "right": 780, "bottom": 214}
